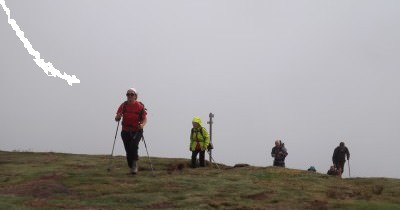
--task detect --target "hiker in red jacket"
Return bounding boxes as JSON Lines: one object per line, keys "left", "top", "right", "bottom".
{"left": 115, "top": 88, "right": 147, "bottom": 174}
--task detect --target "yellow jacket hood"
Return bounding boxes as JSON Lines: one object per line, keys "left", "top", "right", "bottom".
{"left": 192, "top": 116, "right": 202, "bottom": 126}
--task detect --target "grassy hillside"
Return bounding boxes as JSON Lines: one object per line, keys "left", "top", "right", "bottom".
{"left": 0, "top": 151, "right": 399, "bottom": 210}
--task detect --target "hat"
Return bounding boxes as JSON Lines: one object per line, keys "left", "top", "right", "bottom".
{"left": 127, "top": 88, "right": 137, "bottom": 94}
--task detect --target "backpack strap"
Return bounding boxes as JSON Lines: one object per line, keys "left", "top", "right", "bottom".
{"left": 122, "top": 101, "right": 128, "bottom": 114}
{"left": 191, "top": 127, "right": 212, "bottom": 150}
{"left": 121, "top": 101, "right": 128, "bottom": 126}
{"left": 138, "top": 101, "right": 146, "bottom": 122}
{"left": 121, "top": 101, "right": 146, "bottom": 126}
{"left": 191, "top": 127, "right": 205, "bottom": 139}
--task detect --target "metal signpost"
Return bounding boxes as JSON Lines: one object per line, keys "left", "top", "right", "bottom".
{"left": 207, "top": 112, "right": 214, "bottom": 163}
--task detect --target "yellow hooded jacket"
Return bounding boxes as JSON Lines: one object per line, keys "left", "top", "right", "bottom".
{"left": 190, "top": 117, "right": 210, "bottom": 151}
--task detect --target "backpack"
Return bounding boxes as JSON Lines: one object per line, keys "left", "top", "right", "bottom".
{"left": 191, "top": 127, "right": 213, "bottom": 150}
{"left": 308, "top": 166, "right": 316, "bottom": 172}
{"left": 327, "top": 166, "right": 340, "bottom": 176}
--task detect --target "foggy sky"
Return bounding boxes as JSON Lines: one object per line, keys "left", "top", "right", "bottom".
{"left": 1, "top": 0, "right": 399, "bottom": 178}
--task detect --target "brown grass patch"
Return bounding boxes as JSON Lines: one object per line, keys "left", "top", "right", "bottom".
{"left": 372, "top": 185, "right": 384, "bottom": 195}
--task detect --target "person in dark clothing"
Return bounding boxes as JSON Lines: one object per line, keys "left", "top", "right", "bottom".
{"left": 271, "top": 140, "right": 288, "bottom": 167}
{"left": 327, "top": 165, "right": 341, "bottom": 176}
{"left": 332, "top": 142, "right": 350, "bottom": 175}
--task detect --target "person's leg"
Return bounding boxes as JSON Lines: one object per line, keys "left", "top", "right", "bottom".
{"left": 131, "top": 131, "right": 142, "bottom": 161}
{"left": 199, "top": 151, "right": 205, "bottom": 167}
{"left": 121, "top": 131, "right": 134, "bottom": 169}
{"left": 276, "top": 161, "right": 284, "bottom": 167}
{"left": 339, "top": 161, "right": 345, "bottom": 174}
{"left": 130, "top": 131, "right": 142, "bottom": 174}
{"left": 273, "top": 160, "right": 278, "bottom": 166}
{"left": 191, "top": 151, "right": 199, "bottom": 168}
{"left": 274, "top": 159, "right": 284, "bottom": 167}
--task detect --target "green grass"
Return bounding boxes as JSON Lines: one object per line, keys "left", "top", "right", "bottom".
{"left": 1, "top": 150, "right": 399, "bottom": 210}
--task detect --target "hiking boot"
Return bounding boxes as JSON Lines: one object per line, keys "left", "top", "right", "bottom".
{"left": 131, "top": 161, "right": 138, "bottom": 174}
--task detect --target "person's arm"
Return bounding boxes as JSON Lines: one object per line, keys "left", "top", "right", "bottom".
{"left": 332, "top": 148, "right": 337, "bottom": 164}
{"left": 189, "top": 129, "right": 193, "bottom": 151}
{"left": 139, "top": 105, "right": 147, "bottom": 129}
{"left": 139, "top": 117, "right": 147, "bottom": 129}
{"left": 282, "top": 146, "right": 288, "bottom": 157}
{"left": 346, "top": 147, "right": 350, "bottom": 160}
{"left": 115, "top": 104, "right": 123, "bottom": 121}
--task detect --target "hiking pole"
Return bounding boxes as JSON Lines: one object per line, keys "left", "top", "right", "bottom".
{"left": 206, "top": 150, "right": 220, "bottom": 169}
{"left": 142, "top": 134, "right": 155, "bottom": 176}
{"left": 348, "top": 159, "right": 351, "bottom": 178}
{"left": 107, "top": 120, "right": 120, "bottom": 171}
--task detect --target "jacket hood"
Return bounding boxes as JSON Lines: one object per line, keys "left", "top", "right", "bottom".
{"left": 192, "top": 116, "right": 202, "bottom": 126}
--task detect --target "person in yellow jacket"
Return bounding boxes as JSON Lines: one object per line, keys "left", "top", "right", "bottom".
{"left": 190, "top": 116, "right": 210, "bottom": 168}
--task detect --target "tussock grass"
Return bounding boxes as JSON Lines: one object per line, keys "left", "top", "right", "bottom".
{"left": 1, "top": 150, "right": 399, "bottom": 210}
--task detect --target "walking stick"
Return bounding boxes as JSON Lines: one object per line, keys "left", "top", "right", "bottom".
{"left": 107, "top": 121, "right": 120, "bottom": 171}
{"left": 348, "top": 159, "right": 351, "bottom": 177}
{"left": 142, "top": 134, "right": 155, "bottom": 176}
{"left": 206, "top": 150, "right": 220, "bottom": 169}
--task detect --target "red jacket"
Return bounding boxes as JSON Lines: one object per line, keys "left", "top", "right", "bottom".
{"left": 116, "top": 101, "right": 147, "bottom": 131}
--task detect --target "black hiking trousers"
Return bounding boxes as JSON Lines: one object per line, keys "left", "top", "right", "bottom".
{"left": 273, "top": 160, "right": 285, "bottom": 167}
{"left": 191, "top": 150, "right": 205, "bottom": 167}
{"left": 335, "top": 160, "right": 346, "bottom": 174}
{"left": 121, "top": 130, "right": 142, "bottom": 168}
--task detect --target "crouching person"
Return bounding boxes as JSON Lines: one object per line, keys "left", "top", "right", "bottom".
{"left": 190, "top": 116, "right": 210, "bottom": 168}
{"left": 327, "top": 165, "right": 341, "bottom": 176}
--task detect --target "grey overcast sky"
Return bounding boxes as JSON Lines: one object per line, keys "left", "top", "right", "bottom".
{"left": 1, "top": 1, "right": 399, "bottom": 178}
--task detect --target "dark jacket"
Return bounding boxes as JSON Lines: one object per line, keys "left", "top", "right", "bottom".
{"left": 271, "top": 145, "right": 288, "bottom": 162}
{"left": 332, "top": 146, "right": 350, "bottom": 163}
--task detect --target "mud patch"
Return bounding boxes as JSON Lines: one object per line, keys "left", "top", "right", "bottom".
{"left": 24, "top": 198, "right": 49, "bottom": 208}
{"left": 242, "top": 191, "right": 271, "bottom": 200}
{"left": 64, "top": 163, "right": 95, "bottom": 169}
{"left": 307, "top": 200, "right": 328, "bottom": 210}
{"left": 234, "top": 163, "right": 250, "bottom": 168}
{"left": 0, "top": 174, "right": 69, "bottom": 198}
{"left": 144, "top": 201, "right": 176, "bottom": 209}
{"left": 326, "top": 187, "right": 372, "bottom": 200}
{"left": 166, "top": 162, "right": 189, "bottom": 174}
